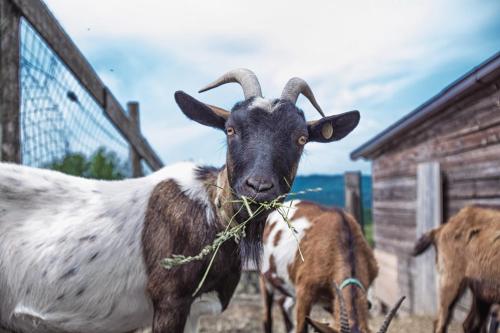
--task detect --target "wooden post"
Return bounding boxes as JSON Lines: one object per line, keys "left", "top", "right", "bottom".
{"left": 414, "top": 161, "right": 442, "bottom": 315}
{"left": 0, "top": 0, "right": 21, "bottom": 163}
{"left": 344, "top": 171, "right": 364, "bottom": 232}
{"left": 128, "top": 101, "right": 143, "bottom": 177}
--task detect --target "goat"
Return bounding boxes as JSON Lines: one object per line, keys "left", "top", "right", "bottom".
{"left": 0, "top": 69, "right": 360, "bottom": 333}
{"left": 413, "top": 205, "right": 500, "bottom": 333}
{"left": 260, "top": 200, "right": 404, "bottom": 333}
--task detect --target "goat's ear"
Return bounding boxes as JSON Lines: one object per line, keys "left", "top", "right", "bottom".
{"left": 175, "top": 91, "right": 229, "bottom": 130}
{"left": 306, "top": 317, "right": 338, "bottom": 333}
{"left": 307, "top": 111, "right": 360, "bottom": 143}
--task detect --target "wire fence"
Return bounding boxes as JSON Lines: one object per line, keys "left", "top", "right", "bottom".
{"left": 19, "top": 18, "right": 132, "bottom": 176}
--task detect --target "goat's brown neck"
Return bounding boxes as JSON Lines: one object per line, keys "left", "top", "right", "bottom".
{"left": 205, "top": 166, "right": 269, "bottom": 266}
{"left": 204, "top": 167, "right": 238, "bottom": 227}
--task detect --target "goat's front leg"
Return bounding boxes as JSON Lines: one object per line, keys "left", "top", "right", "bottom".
{"left": 151, "top": 296, "right": 192, "bottom": 333}
{"left": 147, "top": 269, "right": 194, "bottom": 333}
{"left": 434, "top": 276, "right": 464, "bottom": 333}
{"left": 278, "top": 296, "right": 295, "bottom": 333}
{"left": 295, "top": 286, "right": 314, "bottom": 333}
{"left": 464, "top": 296, "right": 480, "bottom": 333}
{"left": 464, "top": 296, "right": 490, "bottom": 333}
{"left": 469, "top": 298, "right": 491, "bottom": 333}
{"left": 260, "top": 275, "right": 275, "bottom": 333}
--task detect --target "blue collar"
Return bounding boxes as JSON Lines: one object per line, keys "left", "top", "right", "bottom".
{"left": 339, "top": 278, "right": 365, "bottom": 292}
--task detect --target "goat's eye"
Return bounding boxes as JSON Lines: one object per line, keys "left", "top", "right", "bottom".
{"left": 226, "top": 127, "right": 235, "bottom": 136}
{"left": 297, "top": 135, "right": 307, "bottom": 145}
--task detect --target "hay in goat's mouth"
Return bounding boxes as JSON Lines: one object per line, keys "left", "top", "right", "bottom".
{"left": 161, "top": 185, "right": 322, "bottom": 296}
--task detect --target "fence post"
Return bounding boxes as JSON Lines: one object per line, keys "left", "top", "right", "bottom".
{"left": 127, "top": 101, "right": 143, "bottom": 177}
{"left": 414, "top": 161, "right": 442, "bottom": 315}
{"left": 0, "top": 0, "right": 21, "bottom": 163}
{"left": 344, "top": 171, "right": 364, "bottom": 232}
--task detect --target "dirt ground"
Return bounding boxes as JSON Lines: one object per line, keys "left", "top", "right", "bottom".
{"left": 199, "top": 294, "right": 464, "bottom": 333}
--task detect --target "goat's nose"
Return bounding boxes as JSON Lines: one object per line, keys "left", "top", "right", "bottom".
{"left": 245, "top": 177, "right": 274, "bottom": 193}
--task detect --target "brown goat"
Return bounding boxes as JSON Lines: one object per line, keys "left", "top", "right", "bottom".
{"left": 260, "top": 200, "right": 403, "bottom": 333}
{"left": 413, "top": 205, "right": 500, "bottom": 333}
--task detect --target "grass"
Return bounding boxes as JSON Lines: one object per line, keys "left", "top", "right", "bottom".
{"left": 362, "top": 207, "right": 374, "bottom": 247}
{"left": 364, "top": 223, "right": 374, "bottom": 247}
{"left": 161, "top": 186, "right": 322, "bottom": 296}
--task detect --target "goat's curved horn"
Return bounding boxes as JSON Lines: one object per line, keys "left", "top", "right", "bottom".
{"left": 281, "top": 77, "right": 325, "bottom": 117}
{"left": 198, "top": 68, "right": 262, "bottom": 100}
{"left": 377, "top": 296, "right": 405, "bottom": 333}
{"left": 333, "top": 282, "right": 350, "bottom": 333}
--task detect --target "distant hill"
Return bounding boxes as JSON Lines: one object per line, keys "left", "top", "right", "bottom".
{"left": 290, "top": 174, "right": 372, "bottom": 208}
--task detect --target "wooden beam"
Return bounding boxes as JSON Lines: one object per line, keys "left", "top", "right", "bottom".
{"left": 9, "top": 0, "right": 163, "bottom": 170}
{"left": 344, "top": 171, "right": 364, "bottom": 232}
{"left": 0, "top": 0, "right": 21, "bottom": 163}
{"left": 104, "top": 90, "right": 163, "bottom": 170}
{"left": 128, "top": 102, "right": 143, "bottom": 177}
{"left": 414, "top": 161, "right": 442, "bottom": 315}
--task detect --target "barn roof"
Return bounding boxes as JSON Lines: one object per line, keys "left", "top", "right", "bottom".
{"left": 351, "top": 51, "right": 500, "bottom": 160}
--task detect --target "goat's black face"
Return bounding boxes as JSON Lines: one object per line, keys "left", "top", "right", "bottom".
{"left": 225, "top": 98, "right": 306, "bottom": 203}
{"left": 175, "top": 91, "right": 360, "bottom": 205}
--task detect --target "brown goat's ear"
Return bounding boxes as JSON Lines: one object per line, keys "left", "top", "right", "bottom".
{"left": 413, "top": 230, "right": 436, "bottom": 256}
{"left": 175, "top": 91, "right": 229, "bottom": 130}
{"left": 307, "top": 111, "right": 360, "bottom": 143}
{"left": 306, "top": 317, "right": 338, "bottom": 333}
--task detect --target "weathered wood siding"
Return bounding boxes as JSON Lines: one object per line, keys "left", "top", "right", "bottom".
{"left": 414, "top": 162, "right": 441, "bottom": 315}
{"left": 372, "top": 77, "right": 500, "bottom": 312}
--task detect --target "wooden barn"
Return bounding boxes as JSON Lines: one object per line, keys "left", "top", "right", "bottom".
{"left": 351, "top": 52, "right": 500, "bottom": 315}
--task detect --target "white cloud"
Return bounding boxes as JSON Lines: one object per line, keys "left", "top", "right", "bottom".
{"left": 43, "top": 0, "right": 500, "bottom": 174}
{"left": 45, "top": 0, "right": 494, "bottom": 90}
{"left": 146, "top": 123, "right": 212, "bottom": 152}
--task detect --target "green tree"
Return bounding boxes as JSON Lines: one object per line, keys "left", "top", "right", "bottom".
{"left": 47, "top": 147, "right": 127, "bottom": 180}
{"left": 49, "top": 153, "right": 89, "bottom": 177}
{"left": 87, "top": 148, "right": 126, "bottom": 180}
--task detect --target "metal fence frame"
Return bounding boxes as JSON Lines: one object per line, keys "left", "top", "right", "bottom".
{"left": 0, "top": 0, "right": 163, "bottom": 174}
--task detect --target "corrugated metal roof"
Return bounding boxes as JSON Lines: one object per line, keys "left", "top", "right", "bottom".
{"left": 351, "top": 51, "right": 500, "bottom": 160}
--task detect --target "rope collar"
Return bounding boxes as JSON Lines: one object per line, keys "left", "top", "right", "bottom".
{"left": 339, "top": 278, "right": 365, "bottom": 292}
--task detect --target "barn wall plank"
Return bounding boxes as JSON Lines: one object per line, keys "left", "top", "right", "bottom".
{"left": 414, "top": 162, "right": 442, "bottom": 315}
{"left": 373, "top": 211, "right": 416, "bottom": 228}
{"left": 374, "top": 224, "right": 416, "bottom": 243}
{"left": 446, "top": 178, "right": 500, "bottom": 199}
{"left": 373, "top": 249, "right": 401, "bottom": 308}
{"left": 373, "top": 185, "right": 416, "bottom": 201}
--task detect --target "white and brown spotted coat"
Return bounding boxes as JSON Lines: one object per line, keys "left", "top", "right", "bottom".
{"left": 260, "top": 200, "right": 378, "bottom": 333}
{"left": 0, "top": 162, "right": 240, "bottom": 333}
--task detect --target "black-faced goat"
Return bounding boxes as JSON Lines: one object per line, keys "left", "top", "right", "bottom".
{"left": 0, "top": 69, "right": 360, "bottom": 333}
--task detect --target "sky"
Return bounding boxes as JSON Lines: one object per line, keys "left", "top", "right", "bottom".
{"left": 44, "top": 0, "right": 500, "bottom": 175}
